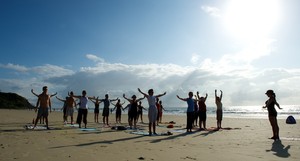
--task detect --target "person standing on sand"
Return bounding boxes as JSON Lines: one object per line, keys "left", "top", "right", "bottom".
{"left": 263, "top": 90, "right": 282, "bottom": 140}
{"left": 33, "top": 86, "right": 52, "bottom": 130}
{"left": 138, "top": 88, "right": 166, "bottom": 136}
{"left": 65, "top": 91, "right": 77, "bottom": 124}
{"left": 137, "top": 101, "right": 147, "bottom": 123}
{"left": 72, "top": 90, "right": 95, "bottom": 128}
{"left": 177, "top": 92, "right": 195, "bottom": 133}
{"left": 197, "top": 91, "right": 208, "bottom": 130}
{"left": 31, "top": 89, "right": 57, "bottom": 124}
{"left": 90, "top": 97, "right": 102, "bottom": 123}
{"left": 193, "top": 97, "right": 199, "bottom": 127}
{"left": 158, "top": 100, "right": 165, "bottom": 123}
{"left": 156, "top": 98, "right": 161, "bottom": 125}
{"left": 56, "top": 92, "right": 77, "bottom": 124}
{"left": 100, "top": 94, "right": 118, "bottom": 126}
{"left": 215, "top": 89, "right": 223, "bottom": 129}
{"left": 56, "top": 96, "right": 68, "bottom": 123}
{"left": 123, "top": 94, "right": 145, "bottom": 129}
{"left": 111, "top": 99, "right": 125, "bottom": 124}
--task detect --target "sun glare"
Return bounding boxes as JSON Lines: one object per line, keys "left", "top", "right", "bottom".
{"left": 223, "top": 0, "right": 281, "bottom": 41}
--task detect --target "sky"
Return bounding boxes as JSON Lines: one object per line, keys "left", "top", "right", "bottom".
{"left": 1, "top": 0, "right": 300, "bottom": 108}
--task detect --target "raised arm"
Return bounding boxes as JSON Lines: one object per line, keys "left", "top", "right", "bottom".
{"left": 89, "top": 96, "right": 98, "bottom": 103}
{"left": 155, "top": 92, "right": 167, "bottom": 98}
{"left": 49, "top": 96, "right": 52, "bottom": 112}
{"left": 177, "top": 95, "right": 186, "bottom": 102}
{"left": 111, "top": 102, "right": 117, "bottom": 107}
{"left": 50, "top": 92, "right": 57, "bottom": 97}
{"left": 110, "top": 97, "right": 119, "bottom": 102}
{"left": 215, "top": 90, "right": 217, "bottom": 98}
{"left": 121, "top": 101, "right": 126, "bottom": 105}
{"left": 123, "top": 104, "right": 130, "bottom": 110}
{"left": 196, "top": 91, "right": 200, "bottom": 100}
{"left": 204, "top": 93, "right": 208, "bottom": 102}
{"left": 70, "top": 92, "right": 81, "bottom": 99}
{"left": 123, "top": 94, "right": 131, "bottom": 102}
{"left": 136, "top": 96, "right": 146, "bottom": 102}
{"left": 55, "top": 96, "right": 65, "bottom": 102}
{"left": 220, "top": 90, "right": 223, "bottom": 101}
{"left": 90, "top": 99, "right": 96, "bottom": 104}
{"left": 138, "top": 88, "right": 148, "bottom": 97}
{"left": 110, "top": 102, "right": 117, "bottom": 111}
{"left": 31, "top": 89, "right": 39, "bottom": 97}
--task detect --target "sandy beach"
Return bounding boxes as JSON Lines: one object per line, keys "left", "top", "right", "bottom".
{"left": 0, "top": 109, "right": 299, "bottom": 161}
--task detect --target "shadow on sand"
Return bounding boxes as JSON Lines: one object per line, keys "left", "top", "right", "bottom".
{"left": 266, "top": 140, "right": 291, "bottom": 158}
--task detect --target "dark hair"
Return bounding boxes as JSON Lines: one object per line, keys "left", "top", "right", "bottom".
{"left": 148, "top": 89, "right": 154, "bottom": 95}
{"left": 266, "top": 90, "right": 276, "bottom": 98}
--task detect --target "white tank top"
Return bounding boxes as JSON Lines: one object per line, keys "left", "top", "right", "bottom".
{"left": 79, "top": 96, "right": 88, "bottom": 109}
{"left": 147, "top": 96, "right": 156, "bottom": 106}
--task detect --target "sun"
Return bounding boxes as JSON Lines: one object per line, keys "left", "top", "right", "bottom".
{"left": 223, "top": 0, "right": 281, "bottom": 41}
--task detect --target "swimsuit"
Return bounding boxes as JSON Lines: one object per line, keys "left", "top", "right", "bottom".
{"left": 266, "top": 101, "right": 277, "bottom": 117}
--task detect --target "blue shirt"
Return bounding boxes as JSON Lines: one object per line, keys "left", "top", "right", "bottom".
{"left": 186, "top": 98, "right": 195, "bottom": 112}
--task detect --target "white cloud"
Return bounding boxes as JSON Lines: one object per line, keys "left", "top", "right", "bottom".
{"left": 190, "top": 53, "right": 200, "bottom": 65}
{"left": 0, "top": 63, "right": 28, "bottom": 72}
{"left": 201, "top": 5, "right": 221, "bottom": 18}
{"left": 1, "top": 56, "right": 300, "bottom": 107}
{"left": 0, "top": 63, "right": 75, "bottom": 78}
{"left": 32, "top": 64, "right": 75, "bottom": 78}
{"left": 86, "top": 54, "right": 105, "bottom": 63}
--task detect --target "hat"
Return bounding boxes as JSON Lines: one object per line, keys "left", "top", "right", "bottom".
{"left": 265, "top": 90, "right": 274, "bottom": 95}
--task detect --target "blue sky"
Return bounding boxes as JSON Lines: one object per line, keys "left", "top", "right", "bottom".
{"left": 1, "top": 0, "right": 300, "bottom": 108}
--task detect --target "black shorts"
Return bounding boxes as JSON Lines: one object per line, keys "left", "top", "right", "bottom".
{"left": 199, "top": 111, "right": 207, "bottom": 121}
{"left": 102, "top": 108, "right": 109, "bottom": 117}
{"left": 128, "top": 111, "right": 137, "bottom": 121}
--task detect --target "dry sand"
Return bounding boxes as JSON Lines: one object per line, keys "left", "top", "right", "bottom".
{"left": 0, "top": 109, "right": 299, "bottom": 161}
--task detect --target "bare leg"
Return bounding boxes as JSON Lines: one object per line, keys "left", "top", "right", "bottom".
{"left": 106, "top": 117, "right": 109, "bottom": 125}
{"left": 149, "top": 123, "right": 152, "bottom": 135}
{"left": 153, "top": 122, "right": 157, "bottom": 134}
{"left": 141, "top": 115, "right": 143, "bottom": 123}
{"left": 45, "top": 117, "right": 49, "bottom": 129}
{"left": 33, "top": 117, "right": 39, "bottom": 128}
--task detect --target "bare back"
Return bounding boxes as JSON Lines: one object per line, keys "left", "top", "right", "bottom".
{"left": 66, "top": 96, "right": 76, "bottom": 107}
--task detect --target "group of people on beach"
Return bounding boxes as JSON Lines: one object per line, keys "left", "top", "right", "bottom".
{"left": 31, "top": 86, "right": 282, "bottom": 139}
{"left": 176, "top": 90, "right": 223, "bottom": 132}
{"left": 31, "top": 87, "right": 167, "bottom": 135}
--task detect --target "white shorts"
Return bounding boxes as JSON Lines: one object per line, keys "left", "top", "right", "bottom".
{"left": 66, "top": 107, "right": 74, "bottom": 116}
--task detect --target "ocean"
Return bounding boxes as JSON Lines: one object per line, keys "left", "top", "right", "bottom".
{"left": 163, "top": 105, "right": 300, "bottom": 119}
